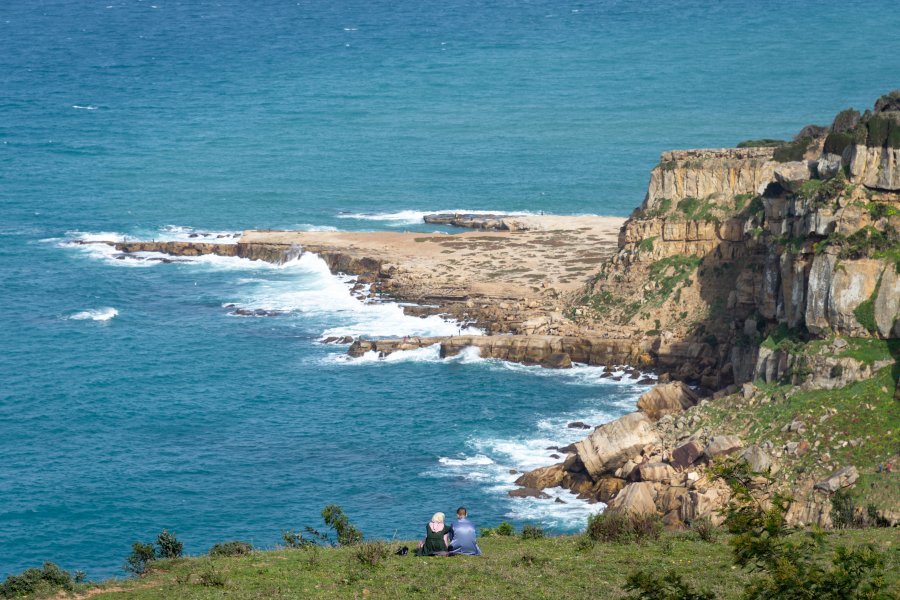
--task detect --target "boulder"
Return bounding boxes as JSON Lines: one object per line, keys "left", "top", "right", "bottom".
{"left": 670, "top": 440, "right": 705, "bottom": 469}
{"left": 874, "top": 90, "right": 900, "bottom": 113}
{"left": 805, "top": 253, "right": 837, "bottom": 334}
{"left": 508, "top": 487, "right": 551, "bottom": 499}
{"left": 593, "top": 476, "right": 627, "bottom": 502}
{"left": 705, "top": 435, "right": 743, "bottom": 459}
{"left": 605, "top": 482, "right": 658, "bottom": 515}
{"left": 567, "top": 421, "right": 591, "bottom": 429}
{"left": 638, "top": 462, "right": 677, "bottom": 483}
{"left": 514, "top": 464, "right": 565, "bottom": 490}
{"left": 874, "top": 265, "right": 900, "bottom": 337}
{"left": 814, "top": 466, "right": 859, "bottom": 493}
{"left": 816, "top": 153, "right": 843, "bottom": 179}
{"left": 827, "top": 259, "right": 884, "bottom": 335}
{"left": 774, "top": 161, "right": 811, "bottom": 193}
{"left": 679, "top": 486, "right": 729, "bottom": 526}
{"left": 636, "top": 382, "right": 700, "bottom": 421}
{"left": 740, "top": 445, "right": 776, "bottom": 474}
{"left": 540, "top": 352, "right": 573, "bottom": 369}
{"left": 574, "top": 412, "right": 661, "bottom": 478}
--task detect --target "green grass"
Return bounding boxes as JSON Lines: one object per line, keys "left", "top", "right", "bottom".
{"left": 736, "top": 138, "right": 787, "bottom": 148}
{"left": 773, "top": 137, "right": 813, "bottom": 162}
{"left": 645, "top": 255, "right": 703, "bottom": 305}
{"left": 702, "top": 365, "right": 899, "bottom": 510}
{"left": 42, "top": 530, "right": 900, "bottom": 600}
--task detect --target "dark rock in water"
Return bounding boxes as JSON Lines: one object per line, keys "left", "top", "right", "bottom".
{"left": 567, "top": 421, "right": 591, "bottom": 430}
{"left": 554, "top": 497, "right": 566, "bottom": 504}
{"left": 558, "top": 443, "right": 576, "bottom": 453}
{"left": 550, "top": 453, "right": 560, "bottom": 459}
{"left": 602, "top": 365, "right": 614, "bottom": 373}
{"left": 223, "top": 303, "right": 236, "bottom": 308}
{"left": 545, "top": 446, "right": 560, "bottom": 452}
{"left": 611, "top": 376, "right": 623, "bottom": 381}
{"left": 599, "top": 372, "right": 613, "bottom": 379}
{"left": 540, "top": 352, "right": 572, "bottom": 369}
{"left": 637, "top": 377, "right": 656, "bottom": 385}
{"left": 629, "top": 371, "right": 640, "bottom": 379}
{"left": 189, "top": 233, "right": 200, "bottom": 238}
{"left": 507, "top": 487, "right": 551, "bottom": 499}
{"left": 231, "top": 308, "right": 286, "bottom": 317}
{"left": 508, "top": 469, "right": 518, "bottom": 475}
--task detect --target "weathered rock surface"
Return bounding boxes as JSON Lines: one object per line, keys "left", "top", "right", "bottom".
{"left": 814, "top": 466, "right": 859, "bottom": 493}
{"left": 636, "top": 382, "right": 700, "bottom": 420}
{"left": 574, "top": 412, "right": 660, "bottom": 478}
{"left": 774, "top": 161, "right": 811, "bottom": 193}
{"left": 705, "top": 435, "right": 743, "bottom": 459}
{"left": 604, "top": 482, "right": 657, "bottom": 515}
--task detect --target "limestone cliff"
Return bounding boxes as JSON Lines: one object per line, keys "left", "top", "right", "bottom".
{"left": 571, "top": 92, "right": 900, "bottom": 391}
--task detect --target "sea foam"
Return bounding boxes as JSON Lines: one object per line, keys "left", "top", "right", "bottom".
{"left": 68, "top": 307, "right": 118, "bottom": 321}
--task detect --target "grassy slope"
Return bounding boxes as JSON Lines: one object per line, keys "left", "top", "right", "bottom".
{"left": 699, "top": 358, "right": 899, "bottom": 510}
{"left": 60, "top": 530, "right": 898, "bottom": 600}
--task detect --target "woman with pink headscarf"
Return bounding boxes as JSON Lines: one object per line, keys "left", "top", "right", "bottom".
{"left": 415, "top": 512, "right": 452, "bottom": 556}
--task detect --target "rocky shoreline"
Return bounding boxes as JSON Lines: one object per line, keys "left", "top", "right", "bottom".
{"left": 85, "top": 92, "right": 900, "bottom": 531}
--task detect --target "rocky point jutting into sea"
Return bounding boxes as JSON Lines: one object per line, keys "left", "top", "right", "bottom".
{"left": 85, "top": 92, "right": 900, "bottom": 530}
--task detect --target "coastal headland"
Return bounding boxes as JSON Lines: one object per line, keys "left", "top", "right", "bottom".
{"left": 80, "top": 92, "right": 900, "bottom": 532}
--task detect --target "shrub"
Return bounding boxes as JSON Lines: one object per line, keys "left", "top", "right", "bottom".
{"left": 124, "top": 542, "right": 157, "bottom": 576}
{"left": 736, "top": 138, "right": 786, "bottom": 148}
{"left": 209, "top": 541, "right": 253, "bottom": 557}
{"left": 623, "top": 569, "right": 715, "bottom": 600}
{"left": 865, "top": 113, "right": 900, "bottom": 148}
{"left": 824, "top": 132, "right": 854, "bottom": 155}
{"left": 521, "top": 524, "right": 545, "bottom": 540}
{"left": 832, "top": 108, "right": 861, "bottom": 134}
{"left": 586, "top": 511, "right": 662, "bottom": 544}
{"left": 282, "top": 529, "right": 317, "bottom": 549}
{"left": 353, "top": 541, "right": 391, "bottom": 567}
{"left": 321, "top": 504, "right": 363, "bottom": 546}
{"left": 0, "top": 563, "right": 76, "bottom": 598}
{"left": 198, "top": 566, "right": 226, "bottom": 587}
{"left": 691, "top": 516, "right": 717, "bottom": 543}
{"left": 156, "top": 529, "right": 183, "bottom": 559}
{"left": 495, "top": 521, "right": 515, "bottom": 536}
{"left": 773, "top": 137, "right": 813, "bottom": 162}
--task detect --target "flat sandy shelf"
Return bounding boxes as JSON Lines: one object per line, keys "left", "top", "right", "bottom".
{"left": 240, "top": 215, "right": 625, "bottom": 300}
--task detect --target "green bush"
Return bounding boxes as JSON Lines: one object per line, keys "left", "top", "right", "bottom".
{"left": 691, "top": 516, "right": 717, "bottom": 543}
{"left": 353, "top": 541, "right": 391, "bottom": 567}
{"left": 865, "top": 113, "right": 900, "bottom": 148}
{"left": 586, "top": 511, "right": 662, "bottom": 544}
{"left": 156, "top": 529, "right": 183, "bottom": 559}
{"left": 198, "top": 565, "right": 226, "bottom": 587}
{"left": 521, "top": 524, "right": 545, "bottom": 540}
{"left": 495, "top": 521, "right": 515, "bottom": 536}
{"left": 831, "top": 108, "right": 861, "bottom": 134}
{"left": 824, "top": 132, "right": 854, "bottom": 155}
{"left": 773, "top": 137, "right": 813, "bottom": 162}
{"left": 124, "top": 542, "right": 157, "bottom": 576}
{"left": 321, "top": 504, "right": 363, "bottom": 546}
{"left": 736, "top": 138, "right": 786, "bottom": 148}
{"left": 0, "top": 563, "right": 76, "bottom": 598}
{"left": 623, "top": 570, "right": 715, "bottom": 600}
{"left": 209, "top": 541, "right": 253, "bottom": 557}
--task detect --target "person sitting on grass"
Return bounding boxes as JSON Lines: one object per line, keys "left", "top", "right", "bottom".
{"left": 415, "top": 512, "right": 452, "bottom": 556}
{"left": 449, "top": 506, "right": 482, "bottom": 556}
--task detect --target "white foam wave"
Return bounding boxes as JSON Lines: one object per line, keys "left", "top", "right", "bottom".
{"left": 438, "top": 454, "right": 495, "bottom": 467}
{"left": 292, "top": 223, "right": 339, "bottom": 232}
{"left": 68, "top": 307, "right": 118, "bottom": 321}
{"left": 72, "top": 105, "right": 98, "bottom": 110}
{"left": 505, "top": 487, "right": 605, "bottom": 530}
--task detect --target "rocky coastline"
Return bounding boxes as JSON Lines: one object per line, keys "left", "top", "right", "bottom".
{"left": 88, "top": 92, "right": 900, "bottom": 530}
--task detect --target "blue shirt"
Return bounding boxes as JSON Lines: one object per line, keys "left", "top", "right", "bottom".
{"left": 449, "top": 518, "right": 482, "bottom": 556}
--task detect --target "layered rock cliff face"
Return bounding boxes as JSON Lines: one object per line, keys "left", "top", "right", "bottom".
{"left": 571, "top": 93, "right": 900, "bottom": 391}
{"left": 533, "top": 92, "right": 900, "bottom": 529}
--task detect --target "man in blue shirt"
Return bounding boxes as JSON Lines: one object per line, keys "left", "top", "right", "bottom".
{"left": 448, "top": 506, "right": 482, "bottom": 556}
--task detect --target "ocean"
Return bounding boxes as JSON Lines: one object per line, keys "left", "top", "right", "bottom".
{"left": 1, "top": 0, "right": 898, "bottom": 579}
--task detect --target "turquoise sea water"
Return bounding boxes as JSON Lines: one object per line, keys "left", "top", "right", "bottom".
{"left": 1, "top": 0, "right": 898, "bottom": 578}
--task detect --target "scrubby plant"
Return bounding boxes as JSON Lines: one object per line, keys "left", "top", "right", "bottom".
{"left": 714, "top": 461, "right": 894, "bottom": 600}
{"left": 737, "top": 138, "right": 787, "bottom": 148}
{"left": 832, "top": 490, "right": 865, "bottom": 529}
{"left": 623, "top": 569, "right": 716, "bottom": 600}
{"left": 495, "top": 521, "right": 515, "bottom": 536}
{"left": 353, "top": 541, "right": 391, "bottom": 567}
{"left": 521, "top": 524, "right": 545, "bottom": 540}
{"left": 156, "top": 529, "right": 183, "bottom": 559}
{"left": 773, "top": 136, "right": 813, "bottom": 162}
{"left": 124, "top": 542, "right": 157, "bottom": 576}
{"left": 209, "top": 540, "right": 253, "bottom": 557}
{"left": 198, "top": 565, "right": 226, "bottom": 587}
{"left": 824, "top": 132, "right": 854, "bottom": 155}
{"left": 0, "top": 562, "right": 77, "bottom": 598}
{"left": 691, "top": 516, "right": 717, "bottom": 543}
{"left": 586, "top": 511, "right": 662, "bottom": 544}
{"left": 321, "top": 504, "right": 363, "bottom": 546}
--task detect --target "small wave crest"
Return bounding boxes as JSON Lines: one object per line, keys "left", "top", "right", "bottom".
{"left": 68, "top": 307, "right": 118, "bottom": 321}
{"left": 72, "top": 105, "right": 98, "bottom": 110}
